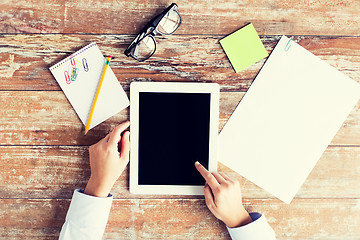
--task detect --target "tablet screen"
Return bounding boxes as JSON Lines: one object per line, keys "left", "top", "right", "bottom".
{"left": 138, "top": 92, "right": 210, "bottom": 185}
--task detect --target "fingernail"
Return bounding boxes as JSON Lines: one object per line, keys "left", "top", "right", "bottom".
{"left": 195, "top": 161, "right": 200, "bottom": 166}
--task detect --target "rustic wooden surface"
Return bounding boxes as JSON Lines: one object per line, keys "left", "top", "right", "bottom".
{"left": 1, "top": 0, "right": 360, "bottom": 239}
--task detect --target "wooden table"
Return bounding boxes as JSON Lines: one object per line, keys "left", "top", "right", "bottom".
{"left": 1, "top": 1, "right": 360, "bottom": 239}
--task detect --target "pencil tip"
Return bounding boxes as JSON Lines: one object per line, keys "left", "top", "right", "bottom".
{"left": 84, "top": 129, "right": 88, "bottom": 135}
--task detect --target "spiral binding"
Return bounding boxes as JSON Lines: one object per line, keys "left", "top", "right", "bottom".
{"left": 49, "top": 42, "right": 97, "bottom": 70}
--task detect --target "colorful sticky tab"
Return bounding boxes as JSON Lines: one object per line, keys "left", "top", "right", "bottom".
{"left": 220, "top": 23, "right": 268, "bottom": 73}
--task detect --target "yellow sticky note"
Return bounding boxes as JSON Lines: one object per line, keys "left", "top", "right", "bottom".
{"left": 220, "top": 23, "right": 268, "bottom": 73}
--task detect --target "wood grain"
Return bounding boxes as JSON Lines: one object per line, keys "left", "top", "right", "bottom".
{"left": 0, "top": 198, "right": 359, "bottom": 239}
{"left": 1, "top": 35, "right": 360, "bottom": 91}
{"left": 2, "top": 1, "right": 360, "bottom": 238}
{"left": 1, "top": 0, "right": 360, "bottom": 36}
{"left": 1, "top": 145, "right": 359, "bottom": 199}
{"left": 0, "top": 91, "right": 359, "bottom": 146}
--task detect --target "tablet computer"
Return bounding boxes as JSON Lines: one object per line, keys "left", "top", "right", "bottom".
{"left": 130, "top": 82, "right": 219, "bottom": 195}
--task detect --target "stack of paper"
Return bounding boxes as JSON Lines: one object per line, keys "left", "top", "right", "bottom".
{"left": 219, "top": 36, "right": 360, "bottom": 204}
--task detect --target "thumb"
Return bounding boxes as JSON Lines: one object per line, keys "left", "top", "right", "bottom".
{"left": 119, "top": 131, "right": 130, "bottom": 163}
{"left": 108, "top": 121, "right": 130, "bottom": 145}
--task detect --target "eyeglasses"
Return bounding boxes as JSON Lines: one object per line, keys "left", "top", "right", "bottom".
{"left": 124, "top": 3, "right": 182, "bottom": 62}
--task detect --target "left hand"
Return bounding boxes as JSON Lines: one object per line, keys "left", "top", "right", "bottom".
{"left": 84, "top": 121, "right": 130, "bottom": 197}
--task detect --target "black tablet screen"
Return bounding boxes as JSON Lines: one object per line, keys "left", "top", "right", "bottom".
{"left": 138, "top": 92, "right": 210, "bottom": 185}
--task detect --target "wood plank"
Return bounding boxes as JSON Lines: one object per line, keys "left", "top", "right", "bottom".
{"left": 1, "top": 146, "right": 359, "bottom": 199}
{"left": 0, "top": 198, "right": 359, "bottom": 239}
{"left": 0, "top": 91, "right": 359, "bottom": 145}
{"left": 1, "top": 35, "right": 360, "bottom": 91}
{"left": 1, "top": 0, "right": 360, "bottom": 36}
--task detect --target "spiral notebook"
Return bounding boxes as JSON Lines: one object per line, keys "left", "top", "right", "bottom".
{"left": 219, "top": 36, "right": 360, "bottom": 204}
{"left": 49, "top": 42, "right": 129, "bottom": 130}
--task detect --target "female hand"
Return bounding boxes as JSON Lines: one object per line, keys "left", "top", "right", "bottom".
{"left": 195, "top": 161, "right": 252, "bottom": 228}
{"left": 84, "top": 121, "right": 130, "bottom": 197}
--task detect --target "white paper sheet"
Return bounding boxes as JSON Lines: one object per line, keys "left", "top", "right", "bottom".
{"left": 219, "top": 36, "right": 360, "bottom": 204}
{"left": 49, "top": 43, "right": 129, "bottom": 130}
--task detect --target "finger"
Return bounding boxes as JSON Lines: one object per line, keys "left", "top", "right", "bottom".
{"left": 212, "top": 172, "right": 227, "bottom": 184}
{"left": 108, "top": 121, "right": 130, "bottom": 145}
{"left": 119, "top": 131, "right": 130, "bottom": 162}
{"left": 218, "top": 172, "right": 233, "bottom": 182}
{"left": 203, "top": 184, "right": 217, "bottom": 211}
{"left": 195, "top": 161, "right": 220, "bottom": 189}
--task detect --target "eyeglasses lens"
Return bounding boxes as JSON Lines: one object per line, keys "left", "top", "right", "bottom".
{"left": 157, "top": 8, "right": 181, "bottom": 35}
{"left": 131, "top": 35, "right": 156, "bottom": 61}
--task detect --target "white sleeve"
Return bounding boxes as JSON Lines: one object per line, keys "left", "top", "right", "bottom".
{"left": 59, "top": 189, "right": 113, "bottom": 240}
{"left": 227, "top": 212, "right": 276, "bottom": 240}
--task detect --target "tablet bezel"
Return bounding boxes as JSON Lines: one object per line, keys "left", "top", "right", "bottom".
{"left": 130, "top": 82, "right": 219, "bottom": 195}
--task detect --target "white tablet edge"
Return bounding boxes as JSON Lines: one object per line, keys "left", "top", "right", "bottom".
{"left": 129, "top": 82, "right": 219, "bottom": 195}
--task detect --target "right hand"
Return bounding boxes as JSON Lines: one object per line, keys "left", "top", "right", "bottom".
{"left": 195, "top": 161, "right": 253, "bottom": 228}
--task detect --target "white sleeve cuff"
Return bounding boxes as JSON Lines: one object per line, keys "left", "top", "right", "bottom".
{"left": 59, "top": 189, "right": 113, "bottom": 240}
{"left": 227, "top": 212, "right": 276, "bottom": 240}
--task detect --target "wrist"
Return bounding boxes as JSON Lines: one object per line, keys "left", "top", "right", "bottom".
{"left": 226, "top": 208, "right": 253, "bottom": 228}
{"left": 84, "top": 177, "right": 112, "bottom": 197}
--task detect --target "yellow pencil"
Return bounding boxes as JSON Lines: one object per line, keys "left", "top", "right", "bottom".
{"left": 84, "top": 56, "right": 113, "bottom": 135}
